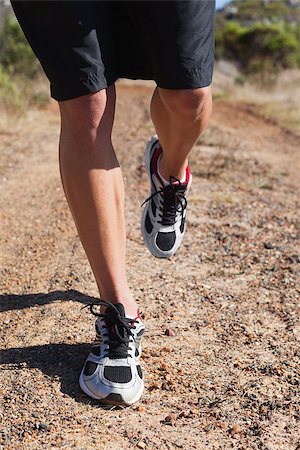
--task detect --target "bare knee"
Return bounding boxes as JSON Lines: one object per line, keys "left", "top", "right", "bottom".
{"left": 59, "top": 87, "right": 115, "bottom": 143}
{"left": 158, "top": 86, "right": 212, "bottom": 123}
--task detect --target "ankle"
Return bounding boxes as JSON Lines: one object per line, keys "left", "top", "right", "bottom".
{"left": 99, "top": 291, "right": 138, "bottom": 318}
{"left": 158, "top": 155, "right": 187, "bottom": 183}
{"left": 120, "top": 300, "right": 139, "bottom": 318}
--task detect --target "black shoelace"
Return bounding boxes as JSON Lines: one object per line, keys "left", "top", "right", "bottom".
{"left": 142, "top": 176, "right": 187, "bottom": 226}
{"left": 88, "top": 299, "right": 138, "bottom": 359}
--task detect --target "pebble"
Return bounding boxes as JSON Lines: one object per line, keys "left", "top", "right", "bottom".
{"left": 165, "top": 328, "right": 176, "bottom": 337}
{"left": 264, "top": 242, "right": 274, "bottom": 249}
{"left": 38, "top": 423, "right": 48, "bottom": 432}
{"left": 161, "top": 347, "right": 172, "bottom": 353}
{"left": 230, "top": 424, "right": 241, "bottom": 436}
{"left": 160, "top": 362, "right": 170, "bottom": 371}
{"left": 178, "top": 410, "right": 193, "bottom": 418}
{"left": 260, "top": 405, "right": 268, "bottom": 415}
{"left": 162, "top": 413, "right": 177, "bottom": 426}
{"left": 135, "top": 405, "right": 146, "bottom": 412}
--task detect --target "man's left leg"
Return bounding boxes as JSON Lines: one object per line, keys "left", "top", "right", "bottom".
{"left": 151, "top": 86, "right": 212, "bottom": 180}
{"left": 141, "top": 86, "right": 212, "bottom": 258}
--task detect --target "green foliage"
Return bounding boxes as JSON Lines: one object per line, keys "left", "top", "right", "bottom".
{"left": 229, "top": 0, "right": 300, "bottom": 23}
{"left": 0, "top": 64, "right": 25, "bottom": 112}
{"left": 216, "top": 0, "right": 300, "bottom": 76}
{"left": 220, "top": 21, "right": 299, "bottom": 72}
{"left": 0, "top": 15, "right": 38, "bottom": 77}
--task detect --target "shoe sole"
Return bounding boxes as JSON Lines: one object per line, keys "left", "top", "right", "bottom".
{"left": 79, "top": 371, "right": 144, "bottom": 406}
{"left": 141, "top": 135, "right": 186, "bottom": 259}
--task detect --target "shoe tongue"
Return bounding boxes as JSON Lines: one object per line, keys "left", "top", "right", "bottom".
{"left": 165, "top": 180, "right": 187, "bottom": 194}
{"left": 173, "top": 181, "right": 187, "bottom": 191}
{"left": 107, "top": 303, "right": 125, "bottom": 317}
{"left": 106, "top": 303, "right": 137, "bottom": 320}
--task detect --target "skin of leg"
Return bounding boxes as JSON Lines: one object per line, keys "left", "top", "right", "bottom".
{"left": 59, "top": 86, "right": 137, "bottom": 317}
{"left": 150, "top": 86, "right": 212, "bottom": 180}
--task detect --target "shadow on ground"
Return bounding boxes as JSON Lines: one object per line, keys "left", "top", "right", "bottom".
{"left": 0, "top": 342, "right": 115, "bottom": 407}
{"left": 0, "top": 290, "right": 98, "bottom": 313}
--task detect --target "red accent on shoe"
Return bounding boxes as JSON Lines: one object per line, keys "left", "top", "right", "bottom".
{"left": 185, "top": 164, "right": 191, "bottom": 185}
{"left": 151, "top": 145, "right": 164, "bottom": 187}
{"left": 152, "top": 141, "right": 191, "bottom": 188}
{"left": 133, "top": 312, "right": 143, "bottom": 323}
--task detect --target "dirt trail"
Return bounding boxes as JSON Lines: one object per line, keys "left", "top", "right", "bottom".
{"left": 1, "top": 82, "right": 299, "bottom": 450}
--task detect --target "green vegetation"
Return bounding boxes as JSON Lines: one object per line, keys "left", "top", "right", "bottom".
{"left": 216, "top": 0, "right": 300, "bottom": 76}
{"left": 0, "top": 15, "right": 38, "bottom": 77}
{"left": 0, "top": 12, "right": 48, "bottom": 113}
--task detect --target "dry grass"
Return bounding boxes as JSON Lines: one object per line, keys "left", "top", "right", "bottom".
{"left": 213, "top": 63, "right": 300, "bottom": 132}
{"left": 0, "top": 72, "right": 50, "bottom": 132}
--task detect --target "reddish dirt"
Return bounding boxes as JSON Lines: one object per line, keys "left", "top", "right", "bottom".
{"left": 1, "top": 82, "right": 299, "bottom": 449}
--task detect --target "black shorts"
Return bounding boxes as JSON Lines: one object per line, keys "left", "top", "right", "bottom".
{"left": 12, "top": 1, "right": 215, "bottom": 101}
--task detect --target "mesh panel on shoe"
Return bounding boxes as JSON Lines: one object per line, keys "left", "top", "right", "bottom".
{"left": 137, "top": 365, "right": 143, "bottom": 379}
{"left": 104, "top": 366, "right": 132, "bottom": 383}
{"left": 91, "top": 346, "right": 100, "bottom": 356}
{"left": 156, "top": 231, "right": 176, "bottom": 251}
{"left": 84, "top": 361, "right": 98, "bottom": 376}
{"left": 151, "top": 199, "right": 157, "bottom": 216}
{"left": 180, "top": 217, "right": 185, "bottom": 233}
{"left": 145, "top": 212, "right": 153, "bottom": 233}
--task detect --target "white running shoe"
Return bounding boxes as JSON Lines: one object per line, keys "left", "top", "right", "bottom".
{"left": 80, "top": 300, "right": 145, "bottom": 406}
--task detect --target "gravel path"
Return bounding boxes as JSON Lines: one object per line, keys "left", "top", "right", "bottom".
{"left": 1, "top": 82, "right": 299, "bottom": 450}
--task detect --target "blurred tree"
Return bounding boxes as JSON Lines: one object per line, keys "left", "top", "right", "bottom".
{"left": 216, "top": 0, "right": 300, "bottom": 77}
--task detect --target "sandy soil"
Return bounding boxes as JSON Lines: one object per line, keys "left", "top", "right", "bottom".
{"left": 0, "top": 82, "right": 299, "bottom": 450}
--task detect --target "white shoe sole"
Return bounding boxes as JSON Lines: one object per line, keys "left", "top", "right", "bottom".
{"left": 79, "top": 371, "right": 144, "bottom": 406}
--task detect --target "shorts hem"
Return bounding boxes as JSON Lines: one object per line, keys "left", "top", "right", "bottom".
{"left": 50, "top": 73, "right": 118, "bottom": 102}
{"left": 50, "top": 64, "right": 214, "bottom": 101}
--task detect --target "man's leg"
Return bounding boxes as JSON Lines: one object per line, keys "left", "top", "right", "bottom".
{"left": 58, "top": 86, "right": 137, "bottom": 317}
{"left": 59, "top": 87, "right": 145, "bottom": 405}
{"left": 141, "top": 86, "right": 212, "bottom": 258}
{"left": 150, "top": 86, "right": 212, "bottom": 180}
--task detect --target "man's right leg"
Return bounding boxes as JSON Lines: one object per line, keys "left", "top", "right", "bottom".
{"left": 11, "top": 0, "right": 144, "bottom": 405}
{"left": 59, "top": 87, "right": 145, "bottom": 405}
{"left": 58, "top": 86, "right": 137, "bottom": 317}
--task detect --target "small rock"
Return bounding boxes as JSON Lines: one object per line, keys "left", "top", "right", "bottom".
{"left": 260, "top": 405, "right": 268, "bottom": 415}
{"left": 230, "top": 424, "right": 241, "bottom": 436}
{"left": 148, "top": 382, "right": 160, "bottom": 391}
{"left": 38, "top": 423, "right": 48, "bottom": 432}
{"left": 160, "top": 362, "right": 170, "bottom": 371}
{"left": 165, "top": 328, "right": 176, "bottom": 337}
{"left": 178, "top": 409, "right": 193, "bottom": 418}
{"left": 264, "top": 242, "right": 274, "bottom": 249}
{"left": 162, "top": 413, "right": 177, "bottom": 426}
{"left": 135, "top": 405, "right": 146, "bottom": 412}
{"left": 137, "top": 441, "right": 146, "bottom": 449}
{"left": 161, "top": 347, "right": 172, "bottom": 353}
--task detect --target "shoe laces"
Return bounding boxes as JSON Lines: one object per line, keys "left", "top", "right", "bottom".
{"left": 86, "top": 299, "right": 138, "bottom": 359}
{"left": 142, "top": 176, "right": 187, "bottom": 226}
